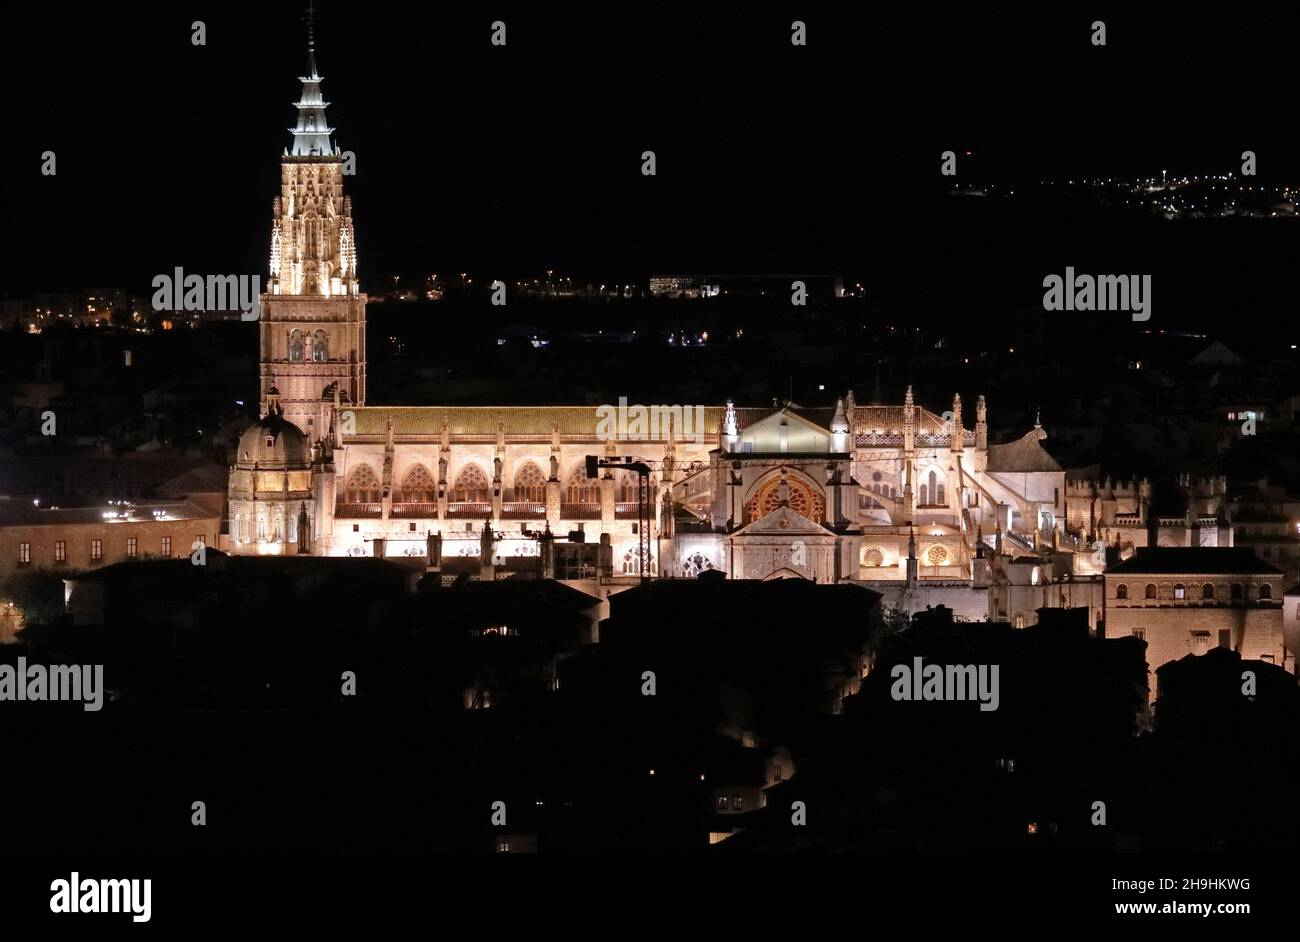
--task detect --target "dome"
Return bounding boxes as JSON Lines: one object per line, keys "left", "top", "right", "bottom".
{"left": 235, "top": 412, "right": 311, "bottom": 469}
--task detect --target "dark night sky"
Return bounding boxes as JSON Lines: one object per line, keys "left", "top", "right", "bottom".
{"left": 3, "top": 2, "right": 1300, "bottom": 306}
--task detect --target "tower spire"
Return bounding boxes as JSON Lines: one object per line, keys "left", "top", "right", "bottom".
{"left": 263, "top": 6, "right": 366, "bottom": 432}
{"left": 304, "top": 1, "right": 319, "bottom": 79}
{"left": 289, "top": 1, "right": 336, "bottom": 157}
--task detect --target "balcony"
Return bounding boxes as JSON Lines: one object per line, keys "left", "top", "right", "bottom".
{"left": 448, "top": 501, "right": 492, "bottom": 519}
{"left": 501, "top": 501, "right": 545, "bottom": 520}
{"left": 391, "top": 502, "right": 437, "bottom": 519}
{"left": 335, "top": 502, "right": 381, "bottom": 519}
{"left": 561, "top": 503, "right": 601, "bottom": 521}
{"left": 615, "top": 501, "right": 643, "bottom": 519}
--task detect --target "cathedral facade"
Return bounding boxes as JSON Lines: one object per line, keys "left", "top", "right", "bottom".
{"left": 228, "top": 34, "right": 1106, "bottom": 615}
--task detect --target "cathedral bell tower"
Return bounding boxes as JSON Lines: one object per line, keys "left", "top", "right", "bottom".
{"left": 258, "top": 7, "right": 367, "bottom": 439}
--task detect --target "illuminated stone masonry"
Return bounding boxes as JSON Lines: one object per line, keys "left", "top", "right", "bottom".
{"left": 258, "top": 33, "right": 366, "bottom": 437}
{"left": 231, "top": 28, "right": 1130, "bottom": 624}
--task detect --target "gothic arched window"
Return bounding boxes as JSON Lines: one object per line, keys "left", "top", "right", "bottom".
{"left": 683, "top": 553, "right": 713, "bottom": 577}
{"left": 289, "top": 329, "right": 305, "bottom": 362}
{"left": 617, "top": 471, "right": 640, "bottom": 503}
{"left": 345, "top": 464, "right": 381, "bottom": 503}
{"left": 513, "top": 463, "right": 546, "bottom": 502}
{"left": 922, "top": 470, "right": 943, "bottom": 506}
{"left": 304, "top": 212, "right": 319, "bottom": 259}
{"left": 312, "top": 330, "right": 328, "bottom": 362}
{"left": 397, "top": 464, "right": 437, "bottom": 503}
{"left": 566, "top": 465, "right": 599, "bottom": 504}
{"left": 622, "top": 547, "right": 652, "bottom": 575}
{"left": 453, "top": 465, "right": 490, "bottom": 503}
{"left": 861, "top": 485, "right": 881, "bottom": 510}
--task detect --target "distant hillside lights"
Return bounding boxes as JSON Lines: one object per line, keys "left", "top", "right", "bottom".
{"left": 151, "top": 268, "right": 261, "bottom": 321}
{"left": 595, "top": 398, "right": 706, "bottom": 446}
{"left": 1042, "top": 268, "right": 1151, "bottom": 322}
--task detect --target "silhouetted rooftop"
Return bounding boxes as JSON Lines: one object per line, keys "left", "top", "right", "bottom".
{"left": 1106, "top": 547, "right": 1282, "bottom": 575}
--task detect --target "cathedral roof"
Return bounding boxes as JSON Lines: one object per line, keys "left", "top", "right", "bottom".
{"left": 235, "top": 412, "right": 311, "bottom": 469}
{"left": 343, "top": 406, "right": 731, "bottom": 439}
{"left": 346, "top": 406, "right": 646, "bottom": 438}
{"left": 850, "top": 405, "right": 951, "bottom": 434}
{"left": 986, "top": 428, "right": 1062, "bottom": 473}
{"left": 342, "top": 405, "right": 840, "bottom": 439}
{"left": 341, "top": 403, "right": 954, "bottom": 440}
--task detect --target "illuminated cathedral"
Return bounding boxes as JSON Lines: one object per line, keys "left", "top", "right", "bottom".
{"left": 228, "top": 25, "right": 1117, "bottom": 620}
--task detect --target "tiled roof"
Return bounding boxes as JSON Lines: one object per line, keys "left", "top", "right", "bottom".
{"left": 160, "top": 463, "right": 229, "bottom": 494}
{"left": 0, "top": 454, "right": 213, "bottom": 494}
{"left": 347, "top": 404, "right": 840, "bottom": 439}
{"left": 1106, "top": 547, "right": 1282, "bottom": 576}
{"left": 0, "top": 498, "right": 219, "bottom": 528}
{"left": 348, "top": 406, "right": 722, "bottom": 438}
{"left": 851, "top": 405, "right": 951, "bottom": 434}
{"left": 345, "top": 402, "right": 952, "bottom": 439}
{"left": 986, "top": 430, "right": 1062, "bottom": 473}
